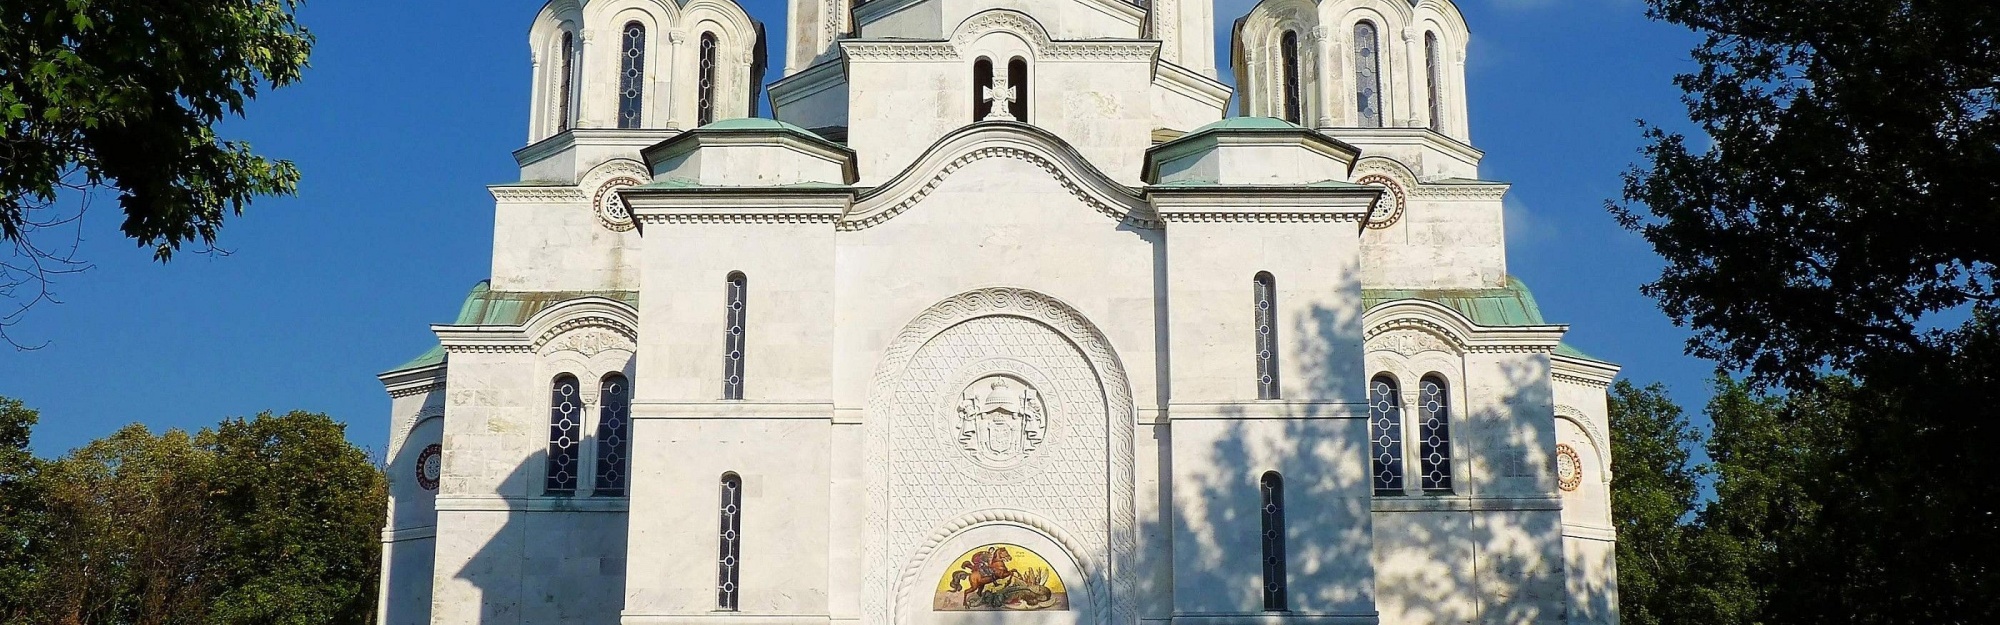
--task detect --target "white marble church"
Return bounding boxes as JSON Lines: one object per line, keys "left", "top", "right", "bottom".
{"left": 374, "top": 0, "right": 1623, "bottom": 623}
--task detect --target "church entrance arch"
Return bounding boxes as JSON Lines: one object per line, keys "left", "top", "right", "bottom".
{"left": 863, "top": 288, "right": 1137, "bottom": 625}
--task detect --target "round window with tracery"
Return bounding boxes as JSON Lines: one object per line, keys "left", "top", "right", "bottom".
{"left": 416, "top": 444, "right": 443, "bottom": 492}
{"left": 594, "top": 176, "right": 643, "bottom": 231}
{"left": 1357, "top": 173, "right": 1406, "bottom": 229}
{"left": 1555, "top": 444, "right": 1583, "bottom": 492}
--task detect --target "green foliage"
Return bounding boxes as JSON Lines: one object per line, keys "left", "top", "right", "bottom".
{"left": 1614, "top": 1, "right": 2000, "bottom": 622}
{"left": 1611, "top": 0, "right": 2000, "bottom": 388}
{"left": 0, "top": 0, "right": 312, "bottom": 259}
{"left": 0, "top": 399, "right": 44, "bottom": 620}
{"left": 0, "top": 400, "right": 386, "bottom": 625}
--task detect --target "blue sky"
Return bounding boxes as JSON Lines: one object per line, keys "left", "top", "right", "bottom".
{"left": 0, "top": 0, "right": 1711, "bottom": 457}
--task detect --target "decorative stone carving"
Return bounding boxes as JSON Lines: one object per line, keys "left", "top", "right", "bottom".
{"left": 1359, "top": 173, "right": 1408, "bottom": 229}
{"left": 416, "top": 443, "right": 443, "bottom": 492}
{"left": 1555, "top": 444, "right": 1583, "bottom": 492}
{"left": 540, "top": 328, "right": 634, "bottom": 358}
{"left": 955, "top": 376, "right": 1048, "bottom": 469}
{"left": 580, "top": 159, "right": 649, "bottom": 232}
{"left": 1372, "top": 329, "right": 1455, "bottom": 356}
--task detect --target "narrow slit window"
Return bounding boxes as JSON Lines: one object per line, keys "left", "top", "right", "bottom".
{"left": 1370, "top": 375, "right": 1405, "bottom": 494}
{"left": 618, "top": 21, "right": 647, "bottom": 129}
{"left": 1425, "top": 32, "right": 1442, "bottom": 131}
{"left": 557, "top": 31, "right": 576, "bottom": 132}
{"left": 1006, "top": 57, "right": 1029, "bottom": 122}
{"left": 718, "top": 473, "right": 743, "bottom": 611}
{"left": 593, "top": 373, "right": 631, "bottom": 496}
{"left": 1260, "top": 472, "right": 1288, "bottom": 611}
{"left": 723, "top": 272, "right": 747, "bottom": 400}
{"left": 1280, "top": 30, "right": 1303, "bottom": 125}
{"left": 698, "top": 32, "right": 719, "bottom": 126}
{"left": 1419, "top": 376, "right": 1454, "bottom": 492}
{"left": 1254, "top": 273, "right": 1280, "bottom": 399}
{"left": 545, "top": 374, "right": 582, "bottom": 495}
{"left": 1354, "top": 21, "right": 1383, "bottom": 128}
{"left": 972, "top": 57, "right": 994, "bottom": 121}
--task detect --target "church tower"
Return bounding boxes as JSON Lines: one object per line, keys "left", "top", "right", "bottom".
{"left": 373, "top": 1, "right": 1622, "bottom": 624}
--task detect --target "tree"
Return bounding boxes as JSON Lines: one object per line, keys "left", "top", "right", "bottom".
{"left": 204, "top": 412, "right": 385, "bottom": 625}
{"left": 1606, "top": 380, "right": 1750, "bottom": 625}
{"left": 0, "top": 410, "right": 387, "bottom": 625}
{"left": 0, "top": 0, "right": 314, "bottom": 344}
{"left": 1614, "top": 2, "right": 2000, "bottom": 622}
{"left": 0, "top": 398, "right": 44, "bottom": 621}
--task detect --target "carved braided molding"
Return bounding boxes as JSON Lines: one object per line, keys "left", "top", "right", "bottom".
{"left": 1555, "top": 404, "right": 1612, "bottom": 479}
{"left": 389, "top": 403, "right": 446, "bottom": 458}
{"left": 491, "top": 186, "right": 588, "bottom": 203}
{"left": 864, "top": 287, "right": 1138, "bottom": 625}
{"left": 530, "top": 315, "right": 637, "bottom": 352}
{"left": 847, "top": 125, "right": 1159, "bottom": 231}
{"left": 1553, "top": 370, "right": 1613, "bottom": 389}
{"left": 1369, "top": 328, "right": 1460, "bottom": 356}
{"left": 844, "top": 10, "right": 1158, "bottom": 63}
{"left": 1157, "top": 211, "right": 1367, "bottom": 223}
{"left": 440, "top": 344, "right": 532, "bottom": 354}
{"left": 636, "top": 212, "right": 841, "bottom": 225}
{"left": 1410, "top": 183, "right": 1509, "bottom": 201}
{"left": 840, "top": 42, "right": 958, "bottom": 61}
{"left": 386, "top": 381, "right": 443, "bottom": 399}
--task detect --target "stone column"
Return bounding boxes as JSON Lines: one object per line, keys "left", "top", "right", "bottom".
{"left": 1311, "top": 26, "right": 1335, "bottom": 127}
{"left": 667, "top": 30, "right": 687, "bottom": 129}
{"left": 1401, "top": 26, "right": 1423, "bottom": 128}
{"left": 578, "top": 27, "right": 603, "bottom": 129}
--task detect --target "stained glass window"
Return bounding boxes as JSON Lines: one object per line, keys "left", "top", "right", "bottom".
{"left": 557, "top": 31, "right": 575, "bottom": 132}
{"left": 1280, "top": 30, "right": 1303, "bottom": 125}
{"left": 618, "top": 22, "right": 646, "bottom": 129}
{"left": 1354, "top": 21, "right": 1383, "bottom": 128}
{"left": 1260, "top": 472, "right": 1287, "bottom": 611}
{"left": 1419, "top": 376, "right": 1454, "bottom": 492}
{"left": 698, "top": 32, "right": 718, "bottom": 127}
{"left": 1255, "top": 273, "right": 1280, "bottom": 400}
{"left": 545, "top": 375, "right": 582, "bottom": 495}
{"left": 593, "top": 373, "right": 631, "bottom": 496}
{"left": 718, "top": 473, "right": 743, "bottom": 610}
{"left": 1425, "top": 32, "right": 1442, "bottom": 131}
{"left": 723, "top": 272, "right": 747, "bottom": 400}
{"left": 1371, "top": 375, "right": 1405, "bottom": 494}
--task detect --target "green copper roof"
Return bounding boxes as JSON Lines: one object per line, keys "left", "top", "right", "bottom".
{"left": 1363, "top": 275, "right": 1549, "bottom": 326}
{"left": 1190, "top": 117, "right": 1304, "bottom": 132}
{"left": 382, "top": 281, "right": 640, "bottom": 374}
{"left": 699, "top": 117, "right": 825, "bottom": 138}
{"left": 1363, "top": 275, "right": 1605, "bottom": 362}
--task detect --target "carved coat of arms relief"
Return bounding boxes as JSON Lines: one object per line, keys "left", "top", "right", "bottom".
{"left": 956, "top": 376, "right": 1048, "bottom": 469}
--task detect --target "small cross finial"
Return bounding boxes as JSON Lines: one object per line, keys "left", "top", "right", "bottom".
{"left": 982, "top": 75, "right": 1017, "bottom": 121}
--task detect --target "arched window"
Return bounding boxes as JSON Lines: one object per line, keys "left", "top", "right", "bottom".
{"left": 1254, "top": 272, "right": 1280, "bottom": 400}
{"left": 972, "top": 57, "right": 995, "bottom": 121}
{"left": 1260, "top": 472, "right": 1287, "bottom": 611}
{"left": 698, "top": 32, "right": 719, "bottom": 127}
{"left": 723, "top": 272, "right": 747, "bottom": 400}
{"left": 593, "top": 373, "right": 631, "bottom": 496}
{"left": 1425, "top": 32, "right": 1442, "bottom": 131}
{"left": 1370, "top": 375, "right": 1404, "bottom": 494}
{"left": 1280, "top": 30, "right": 1303, "bottom": 125}
{"left": 556, "top": 30, "right": 576, "bottom": 132}
{"left": 718, "top": 472, "right": 743, "bottom": 611}
{"left": 545, "top": 374, "right": 582, "bottom": 495}
{"left": 617, "top": 21, "right": 647, "bottom": 129}
{"left": 1354, "top": 21, "right": 1383, "bottom": 128}
{"left": 1418, "top": 375, "right": 1454, "bottom": 492}
{"left": 1006, "top": 57, "right": 1029, "bottom": 122}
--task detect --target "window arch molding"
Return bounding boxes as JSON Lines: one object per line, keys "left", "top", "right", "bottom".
{"left": 1233, "top": 1, "right": 1318, "bottom": 122}
{"left": 528, "top": 2, "right": 587, "bottom": 139}
{"left": 679, "top": 3, "right": 765, "bottom": 125}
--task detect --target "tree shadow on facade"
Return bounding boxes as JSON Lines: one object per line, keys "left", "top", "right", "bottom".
{"left": 1134, "top": 299, "right": 1565, "bottom": 625}
{"left": 441, "top": 447, "right": 629, "bottom": 625}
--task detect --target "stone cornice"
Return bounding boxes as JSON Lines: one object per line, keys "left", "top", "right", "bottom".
{"left": 1152, "top": 59, "right": 1233, "bottom": 109}
{"left": 1363, "top": 299, "right": 1569, "bottom": 355}
{"left": 1372, "top": 495, "right": 1564, "bottom": 513}
{"left": 1552, "top": 353, "right": 1622, "bottom": 388}
{"left": 489, "top": 185, "right": 588, "bottom": 203}
{"left": 378, "top": 363, "right": 446, "bottom": 397}
{"left": 630, "top": 401, "right": 835, "bottom": 420}
{"left": 434, "top": 495, "right": 629, "bottom": 513}
{"left": 1150, "top": 187, "right": 1377, "bottom": 223}
{"left": 626, "top": 187, "right": 850, "bottom": 225}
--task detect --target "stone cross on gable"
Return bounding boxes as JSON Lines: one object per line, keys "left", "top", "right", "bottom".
{"left": 982, "top": 75, "right": 1017, "bottom": 122}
